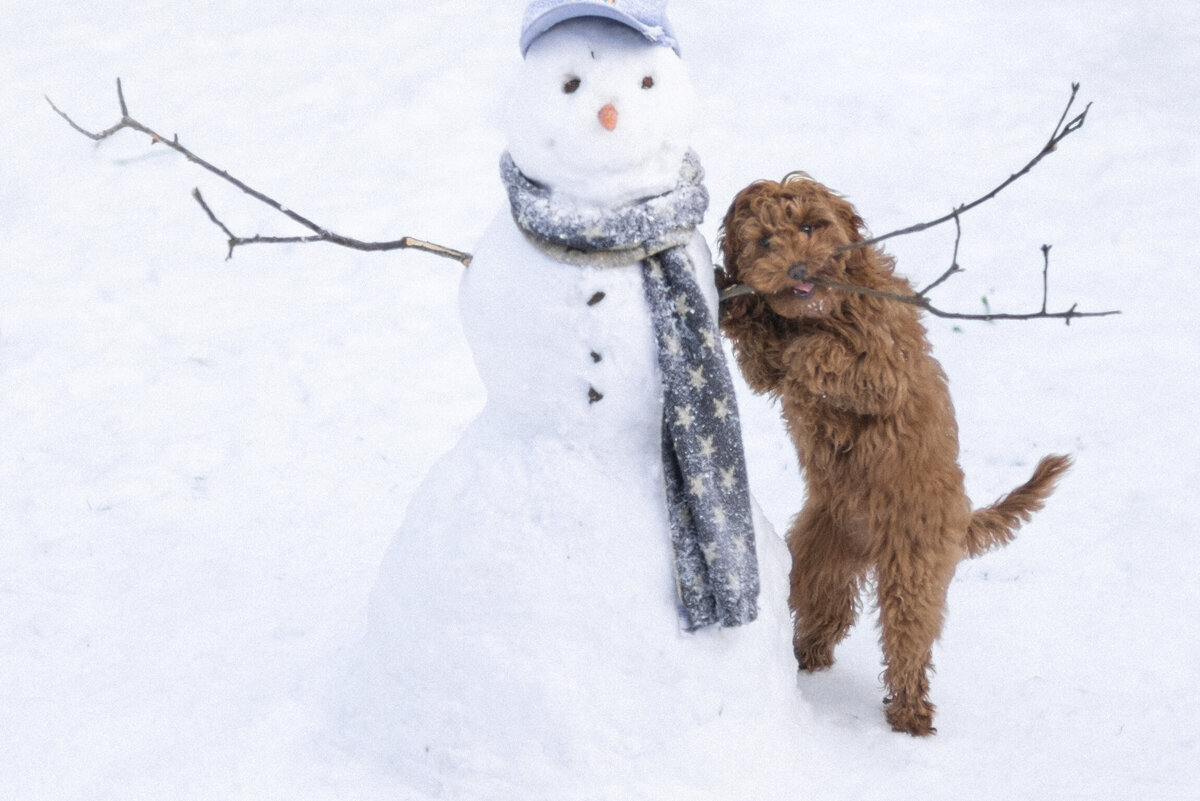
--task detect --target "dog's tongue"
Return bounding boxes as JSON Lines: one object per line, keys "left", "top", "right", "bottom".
{"left": 793, "top": 281, "right": 816, "bottom": 298}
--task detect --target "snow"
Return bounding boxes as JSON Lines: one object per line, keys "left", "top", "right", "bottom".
{"left": 2, "top": 1, "right": 1198, "bottom": 799}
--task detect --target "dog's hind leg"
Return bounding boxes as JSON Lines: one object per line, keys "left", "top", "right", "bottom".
{"left": 788, "top": 504, "right": 868, "bottom": 672}
{"left": 875, "top": 539, "right": 957, "bottom": 736}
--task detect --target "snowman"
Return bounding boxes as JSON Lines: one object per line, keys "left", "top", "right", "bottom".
{"left": 351, "top": 2, "right": 807, "bottom": 796}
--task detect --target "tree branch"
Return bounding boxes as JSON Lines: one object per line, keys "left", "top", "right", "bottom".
{"left": 718, "top": 84, "right": 1117, "bottom": 324}
{"left": 806, "top": 244, "right": 1119, "bottom": 325}
{"left": 47, "top": 78, "right": 473, "bottom": 266}
{"left": 841, "top": 83, "right": 1091, "bottom": 254}
{"left": 916, "top": 211, "right": 965, "bottom": 298}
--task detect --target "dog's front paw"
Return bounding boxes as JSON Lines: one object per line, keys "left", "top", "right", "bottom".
{"left": 782, "top": 338, "right": 851, "bottom": 403}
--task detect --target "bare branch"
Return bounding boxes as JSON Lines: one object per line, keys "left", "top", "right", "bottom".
{"left": 917, "top": 211, "right": 964, "bottom": 298}
{"left": 719, "top": 241, "right": 1119, "bottom": 325}
{"left": 840, "top": 83, "right": 1091, "bottom": 254}
{"left": 718, "top": 84, "right": 1116, "bottom": 324}
{"left": 47, "top": 79, "right": 473, "bottom": 266}
{"left": 719, "top": 249, "right": 1119, "bottom": 324}
{"left": 1040, "top": 245, "right": 1052, "bottom": 314}
{"left": 827, "top": 288, "right": 1101, "bottom": 322}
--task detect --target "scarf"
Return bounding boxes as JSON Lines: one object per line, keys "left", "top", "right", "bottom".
{"left": 501, "top": 151, "right": 759, "bottom": 630}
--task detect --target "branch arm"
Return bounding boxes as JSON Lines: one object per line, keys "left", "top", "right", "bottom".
{"left": 48, "top": 79, "right": 472, "bottom": 266}
{"left": 917, "top": 211, "right": 965, "bottom": 297}
{"left": 805, "top": 275, "right": 1119, "bottom": 324}
{"left": 837, "top": 84, "right": 1091, "bottom": 255}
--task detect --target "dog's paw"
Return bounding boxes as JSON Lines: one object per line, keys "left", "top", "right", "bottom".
{"left": 884, "top": 696, "right": 937, "bottom": 736}
{"left": 794, "top": 638, "right": 836, "bottom": 672}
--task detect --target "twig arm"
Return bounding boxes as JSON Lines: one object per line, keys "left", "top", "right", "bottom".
{"left": 842, "top": 83, "right": 1091, "bottom": 254}
{"left": 917, "top": 212, "right": 965, "bottom": 297}
{"left": 718, "top": 246, "right": 1120, "bottom": 325}
{"left": 806, "top": 272, "right": 1119, "bottom": 325}
{"left": 47, "top": 78, "right": 473, "bottom": 266}
{"left": 717, "top": 84, "right": 1115, "bottom": 325}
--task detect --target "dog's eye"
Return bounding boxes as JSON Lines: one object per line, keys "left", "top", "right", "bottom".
{"left": 641, "top": 75, "right": 655, "bottom": 90}
{"left": 758, "top": 236, "right": 772, "bottom": 250}
{"left": 563, "top": 77, "right": 581, "bottom": 94}
{"left": 799, "top": 224, "right": 815, "bottom": 236}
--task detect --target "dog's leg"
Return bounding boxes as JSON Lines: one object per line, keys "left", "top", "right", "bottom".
{"left": 788, "top": 505, "right": 867, "bottom": 671}
{"left": 875, "top": 542, "right": 957, "bottom": 736}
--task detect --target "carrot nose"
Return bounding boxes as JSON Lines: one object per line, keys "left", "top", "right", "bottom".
{"left": 598, "top": 103, "right": 618, "bottom": 131}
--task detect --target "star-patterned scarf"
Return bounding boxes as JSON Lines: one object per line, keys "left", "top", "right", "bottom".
{"left": 501, "top": 151, "right": 759, "bottom": 630}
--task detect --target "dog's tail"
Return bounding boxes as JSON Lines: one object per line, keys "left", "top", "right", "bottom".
{"left": 964, "top": 454, "right": 1072, "bottom": 558}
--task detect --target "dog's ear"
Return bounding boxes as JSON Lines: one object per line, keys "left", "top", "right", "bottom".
{"left": 828, "top": 192, "right": 866, "bottom": 244}
{"left": 715, "top": 179, "right": 782, "bottom": 280}
{"left": 720, "top": 182, "right": 763, "bottom": 281}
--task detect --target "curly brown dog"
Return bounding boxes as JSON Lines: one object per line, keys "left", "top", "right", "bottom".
{"left": 718, "top": 173, "right": 1071, "bottom": 736}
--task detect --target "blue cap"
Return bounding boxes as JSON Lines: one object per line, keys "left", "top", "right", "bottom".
{"left": 520, "top": 0, "right": 680, "bottom": 57}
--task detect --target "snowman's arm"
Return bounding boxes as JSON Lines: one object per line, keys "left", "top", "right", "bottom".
{"left": 190, "top": 189, "right": 472, "bottom": 264}
{"left": 47, "top": 79, "right": 473, "bottom": 265}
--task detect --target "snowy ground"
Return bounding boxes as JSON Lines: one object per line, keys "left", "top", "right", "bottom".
{"left": 3, "top": 1, "right": 1198, "bottom": 799}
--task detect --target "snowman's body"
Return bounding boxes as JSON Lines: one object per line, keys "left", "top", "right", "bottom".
{"left": 358, "top": 19, "right": 805, "bottom": 797}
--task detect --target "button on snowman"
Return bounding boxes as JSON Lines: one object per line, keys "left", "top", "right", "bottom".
{"left": 356, "top": 2, "right": 805, "bottom": 795}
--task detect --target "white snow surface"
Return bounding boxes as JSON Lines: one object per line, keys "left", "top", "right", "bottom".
{"left": 3, "top": 1, "right": 1198, "bottom": 800}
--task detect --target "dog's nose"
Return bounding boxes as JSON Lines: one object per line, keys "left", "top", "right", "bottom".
{"left": 788, "top": 263, "right": 808, "bottom": 282}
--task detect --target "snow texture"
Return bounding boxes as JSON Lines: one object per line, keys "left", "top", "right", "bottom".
{"left": 3, "top": 1, "right": 1199, "bottom": 800}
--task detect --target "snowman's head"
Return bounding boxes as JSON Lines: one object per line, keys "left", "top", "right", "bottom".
{"left": 504, "top": 18, "right": 696, "bottom": 207}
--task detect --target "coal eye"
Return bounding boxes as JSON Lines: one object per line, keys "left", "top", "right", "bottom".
{"left": 563, "top": 77, "right": 581, "bottom": 94}
{"left": 641, "top": 75, "right": 655, "bottom": 89}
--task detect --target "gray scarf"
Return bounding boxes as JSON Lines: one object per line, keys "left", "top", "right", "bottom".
{"left": 501, "top": 152, "right": 759, "bottom": 630}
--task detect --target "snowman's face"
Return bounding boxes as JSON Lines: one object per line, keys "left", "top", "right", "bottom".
{"left": 505, "top": 18, "right": 696, "bottom": 207}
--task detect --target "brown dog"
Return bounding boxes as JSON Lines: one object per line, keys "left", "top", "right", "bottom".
{"left": 718, "top": 173, "right": 1071, "bottom": 735}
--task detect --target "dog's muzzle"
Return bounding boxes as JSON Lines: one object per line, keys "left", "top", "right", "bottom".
{"left": 789, "top": 263, "right": 816, "bottom": 299}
